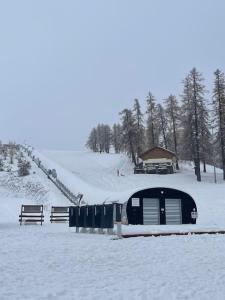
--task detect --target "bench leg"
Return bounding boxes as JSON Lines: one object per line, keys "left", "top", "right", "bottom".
{"left": 107, "top": 228, "right": 113, "bottom": 235}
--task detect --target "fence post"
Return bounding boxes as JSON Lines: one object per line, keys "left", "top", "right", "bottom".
{"left": 117, "top": 222, "right": 122, "bottom": 238}
{"left": 107, "top": 228, "right": 113, "bottom": 235}
{"left": 76, "top": 227, "right": 79, "bottom": 233}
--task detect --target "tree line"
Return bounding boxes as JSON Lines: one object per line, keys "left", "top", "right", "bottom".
{"left": 86, "top": 68, "right": 225, "bottom": 182}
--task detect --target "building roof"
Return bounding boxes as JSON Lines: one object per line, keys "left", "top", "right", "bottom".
{"left": 140, "top": 146, "right": 176, "bottom": 160}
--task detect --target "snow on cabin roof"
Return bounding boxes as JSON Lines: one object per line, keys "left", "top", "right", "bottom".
{"left": 140, "top": 146, "right": 176, "bottom": 159}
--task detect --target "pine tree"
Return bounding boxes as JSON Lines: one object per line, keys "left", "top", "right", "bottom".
{"left": 157, "top": 103, "right": 168, "bottom": 149}
{"left": 133, "top": 99, "right": 145, "bottom": 161}
{"left": 199, "top": 100, "right": 212, "bottom": 172}
{"left": 96, "top": 124, "right": 104, "bottom": 153}
{"left": 112, "top": 123, "right": 123, "bottom": 153}
{"left": 212, "top": 69, "right": 225, "bottom": 180}
{"left": 120, "top": 108, "right": 137, "bottom": 165}
{"left": 181, "top": 68, "right": 207, "bottom": 181}
{"left": 191, "top": 69, "right": 202, "bottom": 181}
{"left": 165, "top": 95, "right": 181, "bottom": 169}
{"left": 146, "top": 92, "right": 158, "bottom": 148}
{"left": 180, "top": 76, "right": 195, "bottom": 161}
{"left": 103, "top": 124, "right": 111, "bottom": 153}
{"left": 86, "top": 127, "right": 98, "bottom": 152}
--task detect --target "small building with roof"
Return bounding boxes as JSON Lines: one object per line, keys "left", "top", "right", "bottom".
{"left": 134, "top": 146, "right": 177, "bottom": 174}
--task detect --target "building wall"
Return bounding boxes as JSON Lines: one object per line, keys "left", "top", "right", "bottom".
{"left": 143, "top": 158, "right": 173, "bottom": 164}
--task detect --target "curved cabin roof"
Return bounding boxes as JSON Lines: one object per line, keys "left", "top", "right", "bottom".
{"left": 140, "top": 146, "right": 176, "bottom": 161}
{"left": 103, "top": 185, "right": 196, "bottom": 205}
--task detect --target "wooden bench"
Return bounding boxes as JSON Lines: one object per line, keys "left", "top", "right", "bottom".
{"left": 19, "top": 205, "right": 44, "bottom": 225}
{"left": 50, "top": 206, "right": 69, "bottom": 223}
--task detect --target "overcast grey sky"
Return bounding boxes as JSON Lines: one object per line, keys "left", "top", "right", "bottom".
{"left": 0, "top": 0, "right": 224, "bottom": 150}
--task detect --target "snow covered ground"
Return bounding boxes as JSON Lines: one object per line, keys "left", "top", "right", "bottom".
{"left": 1, "top": 224, "right": 225, "bottom": 300}
{"left": 1, "top": 150, "right": 225, "bottom": 299}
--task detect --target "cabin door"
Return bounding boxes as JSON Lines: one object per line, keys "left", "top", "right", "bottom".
{"left": 143, "top": 198, "right": 160, "bottom": 225}
{"left": 165, "top": 198, "right": 182, "bottom": 224}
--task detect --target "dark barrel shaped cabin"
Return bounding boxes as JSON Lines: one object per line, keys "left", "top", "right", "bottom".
{"left": 123, "top": 187, "right": 197, "bottom": 225}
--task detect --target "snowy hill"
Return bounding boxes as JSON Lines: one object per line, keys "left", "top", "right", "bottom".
{"left": 0, "top": 157, "right": 70, "bottom": 224}
{"left": 38, "top": 150, "right": 225, "bottom": 228}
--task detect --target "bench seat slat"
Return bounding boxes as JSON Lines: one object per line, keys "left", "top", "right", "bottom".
{"left": 19, "top": 215, "right": 44, "bottom": 218}
{"left": 51, "top": 219, "right": 69, "bottom": 223}
{"left": 50, "top": 215, "right": 69, "bottom": 218}
{"left": 20, "top": 219, "right": 45, "bottom": 223}
{"left": 51, "top": 207, "right": 69, "bottom": 213}
{"left": 50, "top": 211, "right": 69, "bottom": 214}
{"left": 22, "top": 206, "right": 43, "bottom": 213}
{"left": 22, "top": 211, "right": 43, "bottom": 215}
{"left": 50, "top": 217, "right": 69, "bottom": 219}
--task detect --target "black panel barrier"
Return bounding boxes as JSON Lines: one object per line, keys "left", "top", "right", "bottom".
{"left": 69, "top": 203, "right": 119, "bottom": 229}
{"left": 86, "top": 205, "right": 95, "bottom": 228}
{"left": 78, "top": 206, "right": 87, "bottom": 227}
{"left": 102, "top": 204, "right": 114, "bottom": 229}
{"left": 114, "top": 203, "right": 122, "bottom": 222}
{"left": 69, "top": 206, "right": 79, "bottom": 227}
{"left": 94, "top": 205, "right": 103, "bottom": 228}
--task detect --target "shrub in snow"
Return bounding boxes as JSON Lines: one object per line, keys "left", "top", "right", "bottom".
{"left": 6, "top": 165, "right": 12, "bottom": 172}
{"left": 0, "top": 159, "right": 4, "bottom": 171}
{"left": 9, "top": 148, "right": 15, "bottom": 164}
{"left": 37, "top": 159, "right": 41, "bottom": 167}
{"left": 18, "top": 160, "right": 31, "bottom": 177}
{"left": 51, "top": 169, "right": 57, "bottom": 179}
{"left": 3, "top": 150, "right": 7, "bottom": 160}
